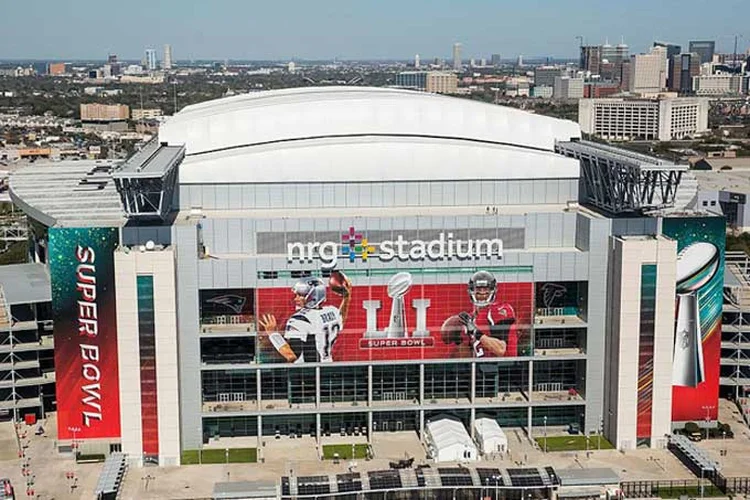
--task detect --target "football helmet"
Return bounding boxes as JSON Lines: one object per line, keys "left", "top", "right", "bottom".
{"left": 292, "top": 277, "right": 327, "bottom": 308}
{"left": 468, "top": 271, "right": 497, "bottom": 307}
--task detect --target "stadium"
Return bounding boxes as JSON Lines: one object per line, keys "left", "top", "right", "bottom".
{"left": 7, "top": 86, "right": 723, "bottom": 469}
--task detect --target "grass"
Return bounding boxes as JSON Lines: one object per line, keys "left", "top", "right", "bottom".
{"left": 322, "top": 443, "right": 370, "bottom": 460}
{"left": 535, "top": 435, "right": 614, "bottom": 452}
{"left": 181, "top": 448, "right": 257, "bottom": 464}
{"left": 653, "top": 486, "right": 724, "bottom": 498}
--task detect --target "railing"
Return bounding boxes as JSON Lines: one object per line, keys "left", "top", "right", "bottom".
{"left": 621, "top": 479, "right": 722, "bottom": 499}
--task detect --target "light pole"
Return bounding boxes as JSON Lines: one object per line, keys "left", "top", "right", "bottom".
{"left": 700, "top": 467, "right": 704, "bottom": 499}
{"left": 492, "top": 475, "right": 501, "bottom": 500}
{"left": 543, "top": 416, "right": 547, "bottom": 453}
{"left": 701, "top": 405, "right": 715, "bottom": 441}
{"left": 722, "top": 430, "right": 727, "bottom": 466}
{"left": 67, "top": 426, "right": 81, "bottom": 454}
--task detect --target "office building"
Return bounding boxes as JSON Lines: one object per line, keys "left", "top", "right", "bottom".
{"left": 7, "top": 87, "right": 722, "bottom": 466}
{"left": 531, "top": 86, "right": 553, "bottom": 98}
{"left": 145, "top": 48, "right": 158, "bottom": 71}
{"left": 689, "top": 41, "right": 716, "bottom": 64}
{"left": 601, "top": 41, "right": 629, "bottom": 81}
{"left": 583, "top": 82, "right": 621, "bottom": 98}
{"left": 395, "top": 72, "right": 458, "bottom": 94}
{"left": 414, "top": 54, "right": 420, "bottom": 69}
{"left": 553, "top": 76, "right": 584, "bottom": 99}
{"left": 628, "top": 52, "right": 667, "bottom": 94}
{"left": 394, "top": 71, "right": 428, "bottom": 90}
{"left": 654, "top": 42, "right": 681, "bottom": 90}
{"left": 579, "top": 97, "right": 709, "bottom": 141}
{"left": 163, "top": 44, "right": 173, "bottom": 70}
{"left": 132, "top": 108, "right": 164, "bottom": 120}
{"left": 534, "top": 66, "right": 564, "bottom": 88}
{"left": 453, "top": 43, "right": 462, "bottom": 71}
{"left": 693, "top": 74, "right": 746, "bottom": 95}
{"left": 47, "top": 63, "right": 67, "bottom": 76}
{"left": 80, "top": 103, "right": 129, "bottom": 121}
{"left": 491, "top": 54, "right": 501, "bottom": 67}
{"left": 517, "top": 55, "right": 524, "bottom": 67}
{"left": 580, "top": 46, "right": 602, "bottom": 75}
{"left": 670, "top": 53, "right": 701, "bottom": 93}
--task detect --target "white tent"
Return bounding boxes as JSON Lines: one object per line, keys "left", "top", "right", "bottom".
{"left": 473, "top": 418, "right": 508, "bottom": 456}
{"left": 425, "top": 417, "right": 478, "bottom": 463}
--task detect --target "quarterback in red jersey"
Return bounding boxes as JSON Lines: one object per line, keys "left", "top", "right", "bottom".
{"left": 440, "top": 271, "right": 518, "bottom": 358}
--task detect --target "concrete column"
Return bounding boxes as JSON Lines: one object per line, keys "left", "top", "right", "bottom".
{"left": 257, "top": 415, "right": 263, "bottom": 461}
{"left": 419, "top": 410, "right": 425, "bottom": 442}
{"left": 367, "top": 412, "right": 373, "bottom": 444}
{"left": 367, "top": 365, "right": 373, "bottom": 406}
{"left": 256, "top": 368, "right": 262, "bottom": 411}
{"left": 527, "top": 406, "right": 533, "bottom": 441}
{"left": 527, "top": 359, "right": 534, "bottom": 439}
{"left": 470, "top": 362, "right": 476, "bottom": 403}
{"left": 315, "top": 366, "right": 321, "bottom": 408}
{"left": 419, "top": 364, "right": 425, "bottom": 403}
{"left": 316, "top": 413, "right": 321, "bottom": 444}
{"left": 470, "top": 407, "right": 476, "bottom": 439}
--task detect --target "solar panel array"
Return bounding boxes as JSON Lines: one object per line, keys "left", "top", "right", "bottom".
{"left": 284, "top": 466, "right": 557, "bottom": 497}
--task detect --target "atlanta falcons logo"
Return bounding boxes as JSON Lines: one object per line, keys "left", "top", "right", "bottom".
{"left": 541, "top": 283, "right": 567, "bottom": 308}
{"left": 206, "top": 295, "right": 247, "bottom": 314}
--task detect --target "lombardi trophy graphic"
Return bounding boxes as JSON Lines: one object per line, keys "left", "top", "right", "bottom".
{"left": 386, "top": 272, "right": 413, "bottom": 338}
{"left": 673, "top": 242, "right": 719, "bottom": 387}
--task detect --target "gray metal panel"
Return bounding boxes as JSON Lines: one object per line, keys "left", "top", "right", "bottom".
{"left": 203, "top": 185, "right": 216, "bottom": 209}
{"left": 496, "top": 181, "right": 508, "bottom": 205}
{"left": 226, "top": 219, "right": 243, "bottom": 254}
{"left": 226, "top": 260, "right": 243, "bottom": 288}
{"left": 536, "top": 213, "right": 551, "bottom": 247}
{"left": 228, "top": 185, "right": 242, "bottom": 210}
{"left": 173, "top": 224, "right": 202, "bottom": 449}
{"left": 215, "top": 185, "right": 229, "bottom": 210}
{"left": 575, "top": 213, "right": 591, "bottom": 251}
{"left": 0, "top": 263, "right": 50, "bottom": 305}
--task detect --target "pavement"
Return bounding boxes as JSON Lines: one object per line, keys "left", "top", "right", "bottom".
{"left": 0, "top": 399, "right": 748, "bottom": 499}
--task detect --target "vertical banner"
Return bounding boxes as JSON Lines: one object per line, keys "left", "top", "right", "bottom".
{"left": 50, "top": 227, "right": 121, "bottom": 440}
{"left": 662, "top": 216, "right": 724, "bottom": 423}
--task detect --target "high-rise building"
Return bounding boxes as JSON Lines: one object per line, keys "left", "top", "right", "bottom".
{"left": 629, "top": 52, "right": 666, "bottom": 94}
{"left": 107, "top": 54, "right": 118, "bottom": 64}
{"left": 145, "top": 49, "right": 158, "bottom": 71}
{"left": 670, "top": 53, "right": 701, "bottom": 93}
{"left": 452, "top": 43, "right": 462, "bottom": 71}
{"left": 654, "top": 42, "right": 681, "bottom": 89}
{"left": 689, "top": 41, "right": 716, "bottom": 65}
{"left": 553, "top": 76, "right": 584, "bottom": 99}
{"left": 394, "top": 71, "right": 458, "bottom": 94}
{"left": 580, "top": 45, "right": 602, "bottom": 75}
{"left": 601, "top": 40, "right": 629, "bottom": 82}
{"left": 534, "top": 66, "right": 564, "bottom": 87}
{"left": 490, "top": 53, "right": 501, "bottom": 67}
{"left": 414, "top": 54, "right": 420, "bottom": 69}
{"left": 163, "top": 44, "right": 173, "bottom": 70}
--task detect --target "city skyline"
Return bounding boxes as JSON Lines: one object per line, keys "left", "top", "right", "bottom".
{"left": 1, "top": 0, "right": 748, "bottom": 61}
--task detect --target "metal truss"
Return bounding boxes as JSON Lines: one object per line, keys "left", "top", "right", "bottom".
{"left": 556, "top": 140, "right": 686, "bottom": 214}
{"left": 113, "top": 139, "right": 184, "bottom": 221}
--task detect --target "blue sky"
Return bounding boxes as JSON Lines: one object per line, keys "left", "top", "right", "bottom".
{"left": 3, "top": 0, "right": 748, "bottom": 60}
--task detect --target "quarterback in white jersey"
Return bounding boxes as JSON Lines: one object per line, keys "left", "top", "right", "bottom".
{"left": 259, "top": 273, "right": 351, "bottom": 363}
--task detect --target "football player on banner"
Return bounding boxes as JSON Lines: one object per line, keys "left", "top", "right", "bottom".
{"left": 440, "top": 270, "right": 518, "bottom": 358}
{"left": 259, "top": 270, "right": 352, "bottom": 363}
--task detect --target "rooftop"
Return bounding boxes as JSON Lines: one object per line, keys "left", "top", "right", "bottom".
{"left": 0, "top": 263, "right": 50, "bottom": 305}
{"left": 9, "top": 160, "right": 125, "bottom": 227}
{"left": 694, "top": 168, "right": 750, "bottom": 193}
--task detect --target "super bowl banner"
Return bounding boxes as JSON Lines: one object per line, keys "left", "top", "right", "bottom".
{"left": 257, "top": 269, "right": 533, "bottom": 363}
{"left": 50, "top": 227, "right": 121, "bottom": 440}
{"left": 662, "top": 216, "right": 724, "bottom": 423}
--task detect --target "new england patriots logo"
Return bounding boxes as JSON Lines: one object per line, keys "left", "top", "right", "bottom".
{"left": 206, "top": 295, "right": 247, "bottom": 314}
{"left": 541, "top": 283, "right": 567, "bottom": 308}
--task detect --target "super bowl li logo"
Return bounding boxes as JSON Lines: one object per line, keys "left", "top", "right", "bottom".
{"left": 359, "top": 271, "right": 434, "bottom": 348}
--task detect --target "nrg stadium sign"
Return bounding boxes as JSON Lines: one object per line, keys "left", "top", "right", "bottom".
{"left": 287, "top": 227, "right": 503, "bottom": 269}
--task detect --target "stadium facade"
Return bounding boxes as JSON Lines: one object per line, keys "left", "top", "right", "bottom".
{"left": 9, "top": 87, "right": 723, "bottom": 467}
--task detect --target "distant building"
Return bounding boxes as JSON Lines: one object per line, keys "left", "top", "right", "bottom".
{"left": 670, "top": 53, "right": 701, "bottom": 93}
{"left": 426, "top": 72, "right": 458, "bottom": 94}
{"left": 145, "top": 48, "right": 158, "bottom": 71}
{"left": 48, "top": 62, "right": 67, "bottom": 76}
{"left": 654, "top": 41, "right": 681, "bottom": 90}
{"left": 629, "top": 51, "right": 666, "bottom": 94}
{"left": 601, "top": 41, "right": 629, "bottom": 81}
{"left": 287, "top": 61, "right": 296, "bottom": 74}
{"left": 394, "top": 71, "right": 458, "bottom": 94}
{"left": 693, "top": 74, "right": 746, "bottom": 95}
{"left": 414, "top": 54, "right": 420, "bottom": 69}
{"left": 689, "top": 40, "right": 716, "bottom": 64}
{"left": 580, "top": 45, "right": 602, "bottom": 75}
{"left": 452, "top": 43, "right": 462, "bottom": 71}
{"left": 531, "top": 85, "right": 553, "bottom": 98}
{"left": 579, "top": 97, "right": 709, "bottom": 141}
{"left": 132, "top": 108, "right": 163, "bottom": 121}
{"left": 80, "top": 103, "right": 129, "bottom": 120}
{"left": 517, "top": 55, "right": 524, "bottom": 67}
{"left": 490, "top": 53, "right": 501, "bottom": 67}
{"left": 163, "top": 44, "right": 173, "bottom": 70}
{"left": 583, "top": 82, "right": 621, "bottom": 98}
{"left": 534, "top": 66, "right": 564, "bottom": 87}
{"left": 553, "top": 76, "right": 584, "bottom": 99}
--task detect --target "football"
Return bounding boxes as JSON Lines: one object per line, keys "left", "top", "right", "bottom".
{"left": 329, "top": 270, "right": 350, "bottom": 296}
{"left": 440, "top": 314, "right": 466, "bottom": 345}
{"left": 676, "top": 242, "right": 719, "bottom": 294}
{"left": 387, "top": 272, "right": 413, "bottom": 298}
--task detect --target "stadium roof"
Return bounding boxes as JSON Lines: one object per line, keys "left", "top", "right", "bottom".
{"left": 159, "top": 86, "right": 582, "bottom": 184}
{"left": 0, "top": 263, "right": 50, "bottom": 305}
{"left": 9, "top": 160, "right": 125, "bottom": 227}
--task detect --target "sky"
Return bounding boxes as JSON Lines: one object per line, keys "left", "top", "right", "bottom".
{"left": 2, "top": 0, "right": 749, "bottom": 61}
